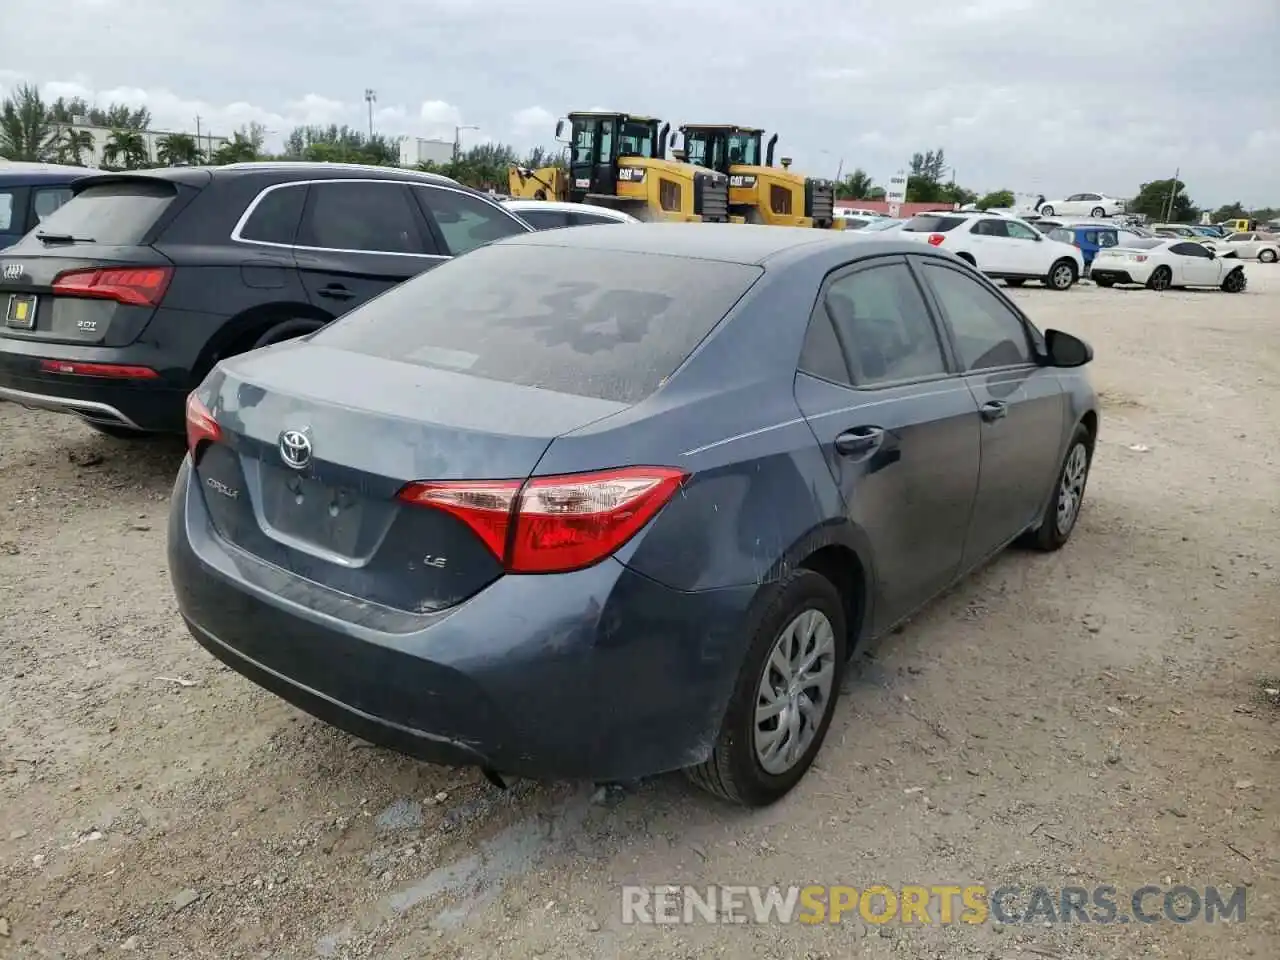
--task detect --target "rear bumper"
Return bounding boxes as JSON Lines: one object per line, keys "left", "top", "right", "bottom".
{"left": 168, "top": 458, "right": 757, "bottom": 781}
{"left": 0, "top": 337, "right": 191, "bottom": 432}
{"left": 1088, "top": 269, "right": 1136, "bottom": 285}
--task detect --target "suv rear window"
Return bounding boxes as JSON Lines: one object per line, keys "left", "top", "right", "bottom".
{"left": 902, "top": 215, "right": 967, "bottom": 233}
{"left": 312, "top": 242, "right": 763, "bottom": 404}
{"left": 34, "top": 180, "right": 176, "bottom": 245}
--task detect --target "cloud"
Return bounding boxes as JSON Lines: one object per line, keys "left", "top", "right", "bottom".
{"left": 2, "top": 0, "right": 1278, "bottom": 205}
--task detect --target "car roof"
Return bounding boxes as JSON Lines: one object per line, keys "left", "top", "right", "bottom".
{"left": 499, "top": 221, "right": 933, "bottom": 266}
{"left": 0, "top": 162, "right": 94, "bottom": 185}
{"left": 502, "top": 199, "right": 635, "bottom": 220}
{"left": 69, "top": 162, "right": 460, "bottom": 191}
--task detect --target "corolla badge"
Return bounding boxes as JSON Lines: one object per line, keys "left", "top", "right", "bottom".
{"left": 1, "top": 263, "right": 23, "bottom": 281}
{"left": 278, "top": 429, "right": 312, "bottom": 470}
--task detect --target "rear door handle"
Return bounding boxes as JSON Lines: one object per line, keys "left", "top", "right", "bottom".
{"left": 980, "top": 400, "right": 1008, "bottom": 422}
{"left": 318, "top": 284, "right": 354, "bottom": 300}
{"left": 834, "top": 426, "right": 884, "bottom": 456}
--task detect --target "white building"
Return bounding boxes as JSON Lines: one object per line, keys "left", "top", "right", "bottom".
{"left": 50, "top": 122, "right": 231, "bottom": 168}
{"left": 399, "top": 136, "right": 455, "bottom": 168}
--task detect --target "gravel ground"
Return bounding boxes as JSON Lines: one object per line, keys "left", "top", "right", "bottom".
{"left": 1, "top": 267, "right": 1277, "bottom": 960}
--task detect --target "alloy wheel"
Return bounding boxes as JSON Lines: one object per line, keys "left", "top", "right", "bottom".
{"left": 753, "top": 609, "right": 837, "bottom": 775}
{"left": 1150, "top": 268, "right": 1171, "bottom": 291}
{"left": 1056, "top": 442, "right": 1089, "bottom": 535}
{"left": 1052, "top": 264, "right": 1075, "bottom": 289}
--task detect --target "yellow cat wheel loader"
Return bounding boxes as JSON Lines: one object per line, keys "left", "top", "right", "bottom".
{"left": 508, "top": 164, "right": 567, "bottom": 201}
{"left": 542, "top": 112, "right": 729, "bottom": 222}
{"left": 677, "top": 124, "right": 842, "bottom": 229}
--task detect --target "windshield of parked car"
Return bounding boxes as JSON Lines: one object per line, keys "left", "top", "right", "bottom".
{"left": 311, "top": 243, "right": 764, "bottom": 405}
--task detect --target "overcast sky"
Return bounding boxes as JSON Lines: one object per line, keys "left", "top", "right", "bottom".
{"left": 4, "top": 0, "right": 1278, "bottom": 207}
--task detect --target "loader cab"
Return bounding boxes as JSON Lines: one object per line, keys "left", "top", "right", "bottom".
{"left": 680, "top": 125, "right": 767, "bottom": 176}
{"left": 557, "top": 112, "right": 662, "bottom": 204}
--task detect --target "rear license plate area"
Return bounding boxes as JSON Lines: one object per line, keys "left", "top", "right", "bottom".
{"left": 5, "top": 293, "right": 36, "bottom": 329}
{"left": 258, "top": 466, "right": 366, "bottom": 556}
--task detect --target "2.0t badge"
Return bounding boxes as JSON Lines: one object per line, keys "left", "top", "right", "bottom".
{"left": 278, "top": 429, "right": 312, "bottom": 470}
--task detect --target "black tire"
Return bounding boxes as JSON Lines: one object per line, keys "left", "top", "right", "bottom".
{"left": 1221, "top": 268, "right": 1247, "bottom": 293}
{"left": 1258, "top": 249, "right": 1277, "bottom": 263}
{"left": 1024, "top": 423, "right": 1093, "bottom": 551}
{"left": 250, "top": 318, "right": 325, "bottom": 351}
{"left": 84, "top": 422, "right": 156, "bottom": 440}
{"left": 684, "top": 569, "right": 847, "bottom": 807}
{"left": 1045, "top": 258, "right": 1077, "bottom": 290}
{"left": 1090, "top": 206, "right": 1106, "bottom": 218}
{"left": 1040, "top": 205, "right": 1055, "bottom": 217}
{"left": 1146, "top": 265, "right": 1172, "bottom": 291}
{"left": 1005, "top": 279, "right": 1026, "bottom": 287}
{"left": 1094, "top": 277, "right": 1115, "bottom": 288}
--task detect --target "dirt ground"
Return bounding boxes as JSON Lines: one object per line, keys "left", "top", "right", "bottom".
{"left": 1, "top": 266, "right": 1277, "bottom": 960}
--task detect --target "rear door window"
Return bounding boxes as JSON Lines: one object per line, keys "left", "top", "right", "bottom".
{"left": 297, "top": 181, "right": 431, "bottom": 255}
{"left": 571, "top": 211, "right": 625, "bottom": 226}
{"left": 513, "top": 207, "right": 572, "bottom": 230}
{"left": 311, "top": 243, "right": 763, "bottom": 404}
{"left": 414, "top": 186, "right": 528, "bottom": 255}
{"left": 29, "top": 180, "right": 176, "bottom": 244}
{"left": 919, "top": 262, "right": 1032, "bottom": 371}
{"left": 238, "top": 183, "right": 307, "bottom": 245}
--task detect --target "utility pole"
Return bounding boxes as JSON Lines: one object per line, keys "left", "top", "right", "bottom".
{"left": 1163, "top": 167, "right": 1180, "bottom": 222}
{"left": 453, "top": 124, "right": 479, "bottom": 163}
{"left": 364, "top": 89, "right": 377, "bottom": 140}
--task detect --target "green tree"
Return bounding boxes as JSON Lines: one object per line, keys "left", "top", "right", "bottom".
{"left": 1211, "top": 201, "right": 1248, "bottom": 222}
{"left": 102, "top": 129, "right": 149, "bottom": 169}
{"left": 280, "top": 124, "right": 399, "bottom": 166}
{"left": 866, "top": 185, "right": 886, "bottom": 200}
{"left": 835, "top": 168, "right": 875, "bottom": 200}
{"left": 209, "top": 132, "right": 260, "bottom": 164}
{"left": 47, "top": 96, "right": 92, "bottom": 124}
{"left": 95, "top": 104, "right": 150, "bottom": 130}
{"left": 0, "top": 83, "right": 58, "bottom": 161}
{"left": 157, "top": 133, "right": 201, "bottom": 166}
{"left": 1128, "top": 179, "right": 1198, "bottom": 222}
{"left": 53, "top": 128, "right": 95, "bottom": 166}
{"left": 910, "top": 148, "right": 947, "bottom": 183}
{"left": 977, "top": 189, "right": 1015, "bottom": 210}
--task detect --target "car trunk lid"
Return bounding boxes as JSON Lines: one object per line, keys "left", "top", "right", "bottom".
{"left": 191, "top": 341, "right": 629, "bottom": 613}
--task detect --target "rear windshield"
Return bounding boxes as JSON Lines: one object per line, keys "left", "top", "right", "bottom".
{"left": 902, "top": 215, "right": 967, "bottom": 233}
{"left": 311, "top": 242, "right": 763, "bottom": 404}
{"left": 1123, "top": 239, "right": 1163, "bottom": 249}
{"left": 34, "top": 180, "right": 177, "bottom": 245}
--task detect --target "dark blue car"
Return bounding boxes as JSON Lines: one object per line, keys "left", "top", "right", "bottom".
{"left": 168, "top": 223, "right": 1099, "bottom": 806}
{"left": 0, "top": 163, "right": 90, "bottom": 249}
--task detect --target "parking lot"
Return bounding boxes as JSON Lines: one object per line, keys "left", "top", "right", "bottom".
{"left": 1, "top": 267, "right": 1277, "bottom": 960}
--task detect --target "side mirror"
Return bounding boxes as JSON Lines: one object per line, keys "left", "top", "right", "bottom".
{"left": 554, "top": 118, "right": 567, "bottom": 142}
{"left": 1043, "top": 329, "right": 1092, "bottom": 368}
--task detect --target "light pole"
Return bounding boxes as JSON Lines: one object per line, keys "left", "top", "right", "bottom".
{"left": 364, "top": 89, "right": 377, "bottom": 140}
{"left": 453, "top": 124, "right": 479, "bottom": 162}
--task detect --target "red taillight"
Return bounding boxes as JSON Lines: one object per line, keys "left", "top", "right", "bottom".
{"left": 398, "top": 466, "right": 688, "bottom": 574}
{"left": 185, "top": 393, "right": 221, "bottom": 454}
{"left": 53, "top": 266, "right": 173, "bottom": 307}
{"left": 39, "top": 359, "right": 158, "bottom": 379}
{"left": 927, "top": 233, "right": 945, "bottom": 246}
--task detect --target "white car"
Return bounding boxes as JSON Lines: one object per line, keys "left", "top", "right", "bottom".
{"left": 1089, "top": 238, "right": 1249, "bottom": 292}
{"left": 501, "top": 199, "right": 639, "bottom": 230}
{"left": 898, "top": 211, "right": 1084, "bottom": 289}
{"left": 1210, "top": 231, "right": 1279, "bottom": 263}
{"left": 1037, "top": 193, "right": 1125, "bottom": 218}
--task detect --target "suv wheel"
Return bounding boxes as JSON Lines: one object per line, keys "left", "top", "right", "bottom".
{"left": 1046, "top": 259, "right": 1077, "bottom": 290}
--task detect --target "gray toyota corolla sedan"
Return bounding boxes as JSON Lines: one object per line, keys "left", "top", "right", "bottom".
{"left": 168, "top": 223, "right": 1099, "bottom": 807}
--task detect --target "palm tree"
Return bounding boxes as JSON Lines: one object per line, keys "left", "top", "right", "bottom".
{"left": 102, "top": 129, "right": 149, "bottom": 170}
{"left": 835, "top": 168, "right": 875, "bottom": 201}
{"left": 157, "top": 133, "right": 201, "bottom": 166}
{"left": 209, "top": 133, "right": 259, "bottom": 165}
{"left": 54, "top": 129, "right": 95, "bottom": 166}
{"left": 0, "top": 83, "right": 59, "bottom": 161}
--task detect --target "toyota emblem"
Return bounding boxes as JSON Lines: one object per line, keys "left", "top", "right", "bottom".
{"left": 278, "top": 429, "right": 312, "bottom": 470}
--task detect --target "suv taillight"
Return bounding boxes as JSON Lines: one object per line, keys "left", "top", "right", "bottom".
{"left": 398, "top": 467, "right": 688, "bottom": 574}
{"left": 927, "top": 234, "right": 946, "bottom": 246}
{"left": 53, "top": 266, "right": 173, "bottom": 307}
